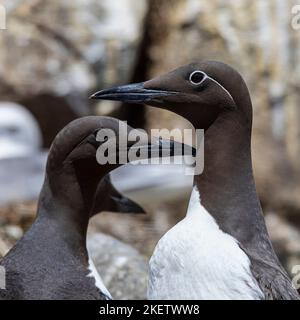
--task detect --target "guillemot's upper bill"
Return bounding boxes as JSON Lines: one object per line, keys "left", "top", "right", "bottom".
{"left": 0, "top": 116, "right": 192, "bottom": 300}
{"left": 91, "top": 61, "right": 300, "bottom": 300}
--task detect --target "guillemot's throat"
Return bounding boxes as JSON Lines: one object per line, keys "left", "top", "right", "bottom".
{"left": 195, "top": 111, "right": 274, "bottom": 261}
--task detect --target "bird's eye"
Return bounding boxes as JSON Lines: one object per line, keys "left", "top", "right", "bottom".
{"left": 189, "top": 71, "right": 206, "bottom": 85}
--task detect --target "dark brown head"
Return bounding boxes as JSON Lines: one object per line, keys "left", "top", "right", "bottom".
{"left": 40, "top": 116, "right": 192, "bottom": 218}
{"left": 91, "top": 61, "right": 252, "bottom": 131}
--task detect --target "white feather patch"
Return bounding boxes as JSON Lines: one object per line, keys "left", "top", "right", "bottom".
{"left": 87, "top": 258, "right": 112, "bottom": 299}
{"left": 148, "top": 186, "right": 264, "bottom": 300}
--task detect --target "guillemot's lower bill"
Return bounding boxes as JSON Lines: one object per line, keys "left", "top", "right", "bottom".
{"left": 0, "top": 116, "right": 192, "bottom": 300}
{"left": 91, "top": 61, "right": 300, "bottom": 300}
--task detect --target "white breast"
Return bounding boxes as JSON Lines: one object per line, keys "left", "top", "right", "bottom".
{"left": 87, "top": 258, "right": 112, "bottom": 299}
{"left": 148, "top": 186, "right": 264, "bottom": 300}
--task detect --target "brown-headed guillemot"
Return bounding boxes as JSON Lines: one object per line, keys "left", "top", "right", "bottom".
{"left": 0, "top": 116, "right": 191, "bottom": 300}
{"left": 91, "top": 61, "right": 300, "bottom": 300}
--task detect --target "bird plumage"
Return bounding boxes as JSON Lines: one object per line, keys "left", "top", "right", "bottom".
{"left": 0, "top": 116, "right": 183, "bottom": 300}
{"left": 148, "top": 186, "right": 264, "bottom": 300}
{"left": 92, "top": 61, "right": 300, "bottom": 300}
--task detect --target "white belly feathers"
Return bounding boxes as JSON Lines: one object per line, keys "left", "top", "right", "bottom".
{"left": 87, "top": 258, "right": 112, "bottom": 300}
{"left": 148, "top": 186, "right": 264, "bottom": 300}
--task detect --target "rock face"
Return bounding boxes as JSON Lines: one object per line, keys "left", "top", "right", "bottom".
{"left": 266, "top": 213, "right": 300, "bottom": 274}
{"left": 0, "top": 0, "right": 148, "bottom": 146}
{"left": 87, "top": 233, "right": 148, "bottom": 300}
{"left": 1, "top": 0, "right": 147, "bottom": 98}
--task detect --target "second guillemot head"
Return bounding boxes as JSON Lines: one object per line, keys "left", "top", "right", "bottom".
{"left": 41, "top": 116, "right": 194, "bottom": 220}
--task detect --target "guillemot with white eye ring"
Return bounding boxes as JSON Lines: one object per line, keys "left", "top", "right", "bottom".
{"left": 0, "top": 116, "right": 193, "bottom": 300}
{"left": 91, "top": 61, "right": 300, "bottom": 300}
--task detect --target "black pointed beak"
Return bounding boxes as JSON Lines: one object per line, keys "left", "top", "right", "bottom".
{"left": 88, "top": 129, "right": 196, "bottom": 158}
{"left": 90, "top": 82, "right": 176, "bottom": 103}
{"left": 110, "top": 195, "right": 146, "bottom": 214}
{"left": 120, "top": 136, "right": 196, "bottom": 163}
{"left": 102, "top": 136, "right": 196, "bottom": 162}
{"left": 143, "top": 138, "right": 196, "bottom": 158}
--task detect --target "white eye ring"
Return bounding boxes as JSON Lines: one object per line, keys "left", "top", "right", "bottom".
{"left": 189, "top": 70, "right": 235, "bottom": 103}
{"left": 189, "top": 71, "right": 207, "bottom": 85}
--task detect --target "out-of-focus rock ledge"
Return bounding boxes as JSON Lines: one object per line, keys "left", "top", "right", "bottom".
{"left": 266, "top": 213, "right": 300, "bottom": 273}
{"left": 0, "top": 0, "right": 148, "bottom": 146}
{"left": 1, "top": 0, "right": 147, "bottom": 99}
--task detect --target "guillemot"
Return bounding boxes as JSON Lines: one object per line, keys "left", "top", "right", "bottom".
{"left": 91, "top": 61, "right": 300, "bottom": 300}
{"left": 0, "top": 116, "right": 189, "bottom": 300}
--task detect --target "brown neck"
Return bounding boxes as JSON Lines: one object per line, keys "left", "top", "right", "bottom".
{"left": 36, "top": 176, "right": 89, "bottom": 251}
{"left": 193, "top": 110, "right": 276, "bottom": 260}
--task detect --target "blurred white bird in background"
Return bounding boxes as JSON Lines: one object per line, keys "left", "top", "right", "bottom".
{"left": 0, "top": 102, "right": 45, "bottom": 205}
{"left": 0, "top": 102, "right": 42, "bottom": 159}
